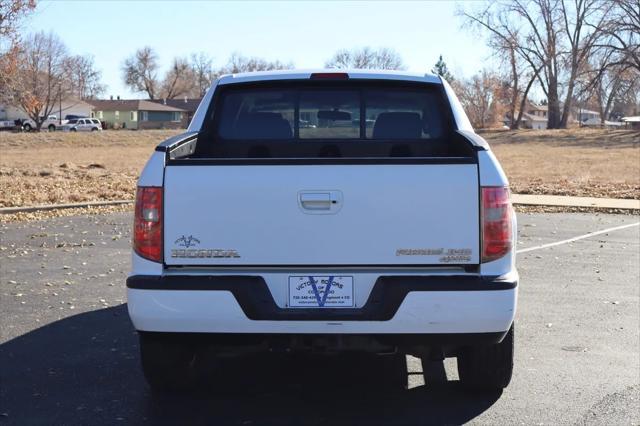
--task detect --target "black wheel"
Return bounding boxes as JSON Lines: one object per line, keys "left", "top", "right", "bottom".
{"left": 139, "top": 332, "right": 198, "bottom": 393}
{"left": 457, "top": 324, "right": 514, "bottom": 392}
{"left": 23, "top": 123, "right": 32, "bottom": 132}
{"left": 48, "top": 124, "right": 56, "bottom": 132}
{"left": 91, "top": 127, "right": 98, "bottom": 132}
{"left": 70, "top": 128, "right": 77, "bottom": 132}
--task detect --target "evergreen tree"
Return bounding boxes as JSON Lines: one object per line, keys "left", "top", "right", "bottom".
{"left": 431, "top": 55, "right": 454, "bottom": 81}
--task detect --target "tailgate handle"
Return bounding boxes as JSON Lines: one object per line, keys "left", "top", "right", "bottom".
{"left": 299, "top": 192, "right": 332, "bottom": 210}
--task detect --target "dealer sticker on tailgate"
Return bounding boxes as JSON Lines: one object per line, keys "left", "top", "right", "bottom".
{"left": 288, "top": 276, "right": 354, "bottom": 308}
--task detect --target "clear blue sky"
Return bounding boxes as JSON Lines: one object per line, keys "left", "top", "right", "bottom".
{"left": 26, "top": 0, "right": 494, "bottom": 99}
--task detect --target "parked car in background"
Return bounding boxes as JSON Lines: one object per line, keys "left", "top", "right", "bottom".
{"left": 62, "top": 118, "right": 102, "bottom": 132}
{"left": 64, "top": 114, "right": 87, "bottom": 121}
{"left": 0, "top": 119, "right": 22, "bottom": 131}
{"left": 22, "top": 115, "right": 67, "bottom": 132}
{"left": 298, "top": 119, "right": 317, "bottom": 128}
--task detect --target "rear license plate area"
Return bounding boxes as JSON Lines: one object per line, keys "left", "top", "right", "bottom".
{"left": 288, "top": 276, "right": 354, "bottom": 308}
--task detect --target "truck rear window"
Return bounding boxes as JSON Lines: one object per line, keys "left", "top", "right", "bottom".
{"left": 197, "top": 81, "right": 470, "bottom": 159}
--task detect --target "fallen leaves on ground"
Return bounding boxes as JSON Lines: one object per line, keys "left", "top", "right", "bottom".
{"left": 0, "top": 128, "right": 638, "bottom": 222}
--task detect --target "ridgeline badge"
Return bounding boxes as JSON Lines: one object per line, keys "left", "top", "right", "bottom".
{"left": 172, "top": 235, "right": 240, "bottom": 258}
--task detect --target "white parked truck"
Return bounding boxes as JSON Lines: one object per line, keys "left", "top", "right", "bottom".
{"left": 0, "top": 119, "right": 19, "bottom": 130}
{"left": 128, "top": 70, "right": 518, "bottom": 392}
{"left": 22, "top": 115, "right": 67, "bottom": 132}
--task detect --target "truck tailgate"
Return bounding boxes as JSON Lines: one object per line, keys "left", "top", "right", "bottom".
{"left": 163, "top": 164, "right": 479, "bottom": 266}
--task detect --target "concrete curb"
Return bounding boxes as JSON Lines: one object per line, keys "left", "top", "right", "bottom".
{"left": 0, "top": 200, "right": 134, "bottom": 214}
{"left": 1, "top": 194, "right": 639, "bottom": 214}
{"left": 511, "top": 194, "right": 640, "bottom": 210}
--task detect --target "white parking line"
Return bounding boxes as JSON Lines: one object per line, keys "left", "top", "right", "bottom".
{"left": 517, "top": 222, "right": 640, "bottom": 254}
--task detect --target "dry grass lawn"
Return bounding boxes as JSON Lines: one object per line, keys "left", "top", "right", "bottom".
{"left": 0, "top": 128, "right": 638, "bottom": 208}
{"left": 0, "top": 130, "right": 180, "bottom": 208}
{"left": 482, "top": 129, "right": 639, "bottom": 199}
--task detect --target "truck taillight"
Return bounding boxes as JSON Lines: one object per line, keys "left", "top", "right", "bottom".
{"left": 134, "top": 186, "right": 162, "bottom": 262}
{"left": 481, "top": 187, "right": 512, "bottom": 263}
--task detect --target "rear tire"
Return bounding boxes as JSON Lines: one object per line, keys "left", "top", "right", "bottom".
{"left": 48, "top": 124, "right": 56, "bottom": 132}
{"left": 139, "top": 332, "right": 198, "bottom": 393}
{"left": 457, "top": 324, "right": 514, "bottom": 392}
{"left": 70, "top": 128, "right": 77, "bottom": 132}
{"left": 23, "top": 123, "right": 32, "bottom": 132}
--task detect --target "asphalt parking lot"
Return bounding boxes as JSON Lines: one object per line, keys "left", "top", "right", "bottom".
{"left": 1, "top": 212, "right": 638, "bottom": 425}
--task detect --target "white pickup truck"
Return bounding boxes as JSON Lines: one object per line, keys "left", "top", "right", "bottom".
{"left": 0, "top": 119, "right": 20, "bottom": 131}
{"left": 22, "top": 115, "right": 66, "bottom": 132}
{"left": 127, "top": 70, "right": 518, "bottom": 393}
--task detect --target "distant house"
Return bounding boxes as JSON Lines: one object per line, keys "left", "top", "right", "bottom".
{"left": 622, "top": 116, "right": 640, "bottom": 130}
{"left": 574, "top": 108, "right": 601, "bottom": 126}
{"left": 148, "top": 98, "right": 202, "bottom": 128}
{"left": 87, "top": 99, "right": 186, "bottom": 130}
{"left": 508, "top": 102, "right": 608, "bottom": 129}
{"left": 513, "top": 103, "right": 548, "bottom": 129}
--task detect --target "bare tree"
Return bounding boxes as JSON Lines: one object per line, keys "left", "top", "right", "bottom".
{"left": 0, "top": 0, "right": 36, "bottom": 103}
{"left": 125, "top": 49, "right": 292, "bottom": 100}
{"left": 572, "top": 0, "right": 640, "bottom": 123}
{"left": 460, "top": 0, "right": 610, "bottom": 129}
{"left": 218, "top": 52, "right": 293, "bottom": 74}
{"left": 122, "top": 46, "right": 160, "bottom": 99}
{"left": 558, "top": 0, "right": 612, "bottom": 127}
{"left": 0, "top": 0, "right": 35, "bottom": 41}
{"left": 455, "top": 70, "right": 502, "bottom": 129}
{"left": 66, "top": 54, "right": 105, "bottom": 100}
{"left": 190, "top": 52, "right": 214, "bottom": 97}
{"left": 488, "top": 35, "right": 521, "bottom": 128}
{"left": 460, "top": 1, "right": 558, "bottom": 126}
{"left": 492, "top": 35, "right": 543, "bottom": 129}
{"left": 161, "top": 57, "right": 195, "bottom": 99}
{"left": 10, "top": 31, "right": 69, "bottom": 130}
{"left": 595, "top": 66, "right": 638, "bottom": 122}
{"left": 502, "top": 40, "right": 520, "bottom": 128}
{"left": 610, "top": 83, "right": 640, "bottom": 117}
{"left": 579, "top": 48, "right": 639, "bottom": 123}
{"left": 593, "top": 0, "right": 640, "bottom": 72}
{"left": 325, "top": 47, "right": 405, "bottom": 70}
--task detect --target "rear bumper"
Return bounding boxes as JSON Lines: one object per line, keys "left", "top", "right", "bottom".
{"left": 127, "top": 275, "right": 517, "bottom": 334}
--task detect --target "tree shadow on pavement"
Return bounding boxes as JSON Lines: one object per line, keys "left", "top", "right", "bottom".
{"left": 0, "top": 305, "right": 501, "bottom": 425}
